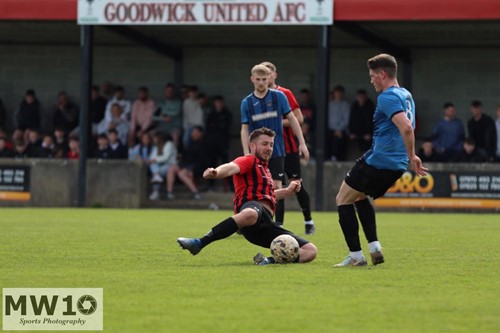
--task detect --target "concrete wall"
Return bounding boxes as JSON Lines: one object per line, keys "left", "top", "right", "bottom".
{"left": 0, "top": 159, "right": 146, "bottom": 208}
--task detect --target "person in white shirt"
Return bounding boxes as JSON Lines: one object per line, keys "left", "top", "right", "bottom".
{"left": 148, "top": 132, "right": 178, "bottom": 200}
{"left": 104, "top": 86, "right": 132, "bottom": 122}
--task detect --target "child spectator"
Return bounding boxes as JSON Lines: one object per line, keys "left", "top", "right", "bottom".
{"left": 0, "top": 137, "right": 14, "bottom": 158}
{"left": 452, "top": 137, "right": 487, "bottom": 163}
{"left": 107, "top": 128, "right": 128, "bottom": 159}
{"left": 417, "top": 138, "right": 441, "bottom": 163}
{"left": 93, "top": 134, "right": 111, "bottom": 159}
{"left": 67, "top": 137, "right": 80, "bottom": 160}
{"left": 129, "top": 132, "right": 153, "bottom": 162}
{"left": 98, "top": 103, "right": 129, "bottom": 145}
{"left": 40, "top": 134, "right": 56, "bottom": 158}
{"left": 148, "top": 132, "right": 178, "bottom": 200}
{"left": 53, "top": 127, "right": 68, "bottom": 158}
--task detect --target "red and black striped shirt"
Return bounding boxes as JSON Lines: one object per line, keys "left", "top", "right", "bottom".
{"left": 277, "top": 85, "right": 300, "bottom": 154}
{"left": 232, "top": 155, "right": 276, "bottom": 214}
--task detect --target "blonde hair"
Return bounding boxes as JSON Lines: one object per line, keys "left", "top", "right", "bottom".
{"left": 260, "top": 61, "right": 276, "bottom": 73}
{"left": 251, "top": 64, "right": 271, "bottom": 76}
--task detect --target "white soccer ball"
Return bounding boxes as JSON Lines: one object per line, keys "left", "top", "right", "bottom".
{"left": 270, "top": 234, "right": 299, "bottom": 263}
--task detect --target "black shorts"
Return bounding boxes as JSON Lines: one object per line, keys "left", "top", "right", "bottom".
{"left": 284, "top": 151, "right": 301, "bottom": 179}
{"left": 239, "top": 201, "right": 309, "bottom": 249}
{"left": 268, "top": 157, "right": 285, "bottom": 182}
{"left": 345, "top": 158, "right": 404, "bottom": 199}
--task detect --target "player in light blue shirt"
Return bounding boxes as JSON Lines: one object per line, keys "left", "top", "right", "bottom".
{"left": 333, "top": 54, "right": 427, "bottom": 268}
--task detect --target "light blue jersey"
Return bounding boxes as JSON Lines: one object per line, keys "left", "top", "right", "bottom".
{"left": 364, "top": 86, "right": 415, "bottom": 171}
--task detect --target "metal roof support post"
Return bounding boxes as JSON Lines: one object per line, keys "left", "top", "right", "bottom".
{"left": 315, "top": 25, "right": 331, "bottom": 211}
{"left": 78, "top": 25, "right": 93, "bottom": 207}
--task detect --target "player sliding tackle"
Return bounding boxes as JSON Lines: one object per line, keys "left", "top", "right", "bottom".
{"left": 177, "top": 127, "right": 317, "bottom": 265}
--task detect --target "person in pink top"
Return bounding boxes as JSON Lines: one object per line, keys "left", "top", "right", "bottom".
{"left": 128, "top": 86, "right": 155, "bottom": 147}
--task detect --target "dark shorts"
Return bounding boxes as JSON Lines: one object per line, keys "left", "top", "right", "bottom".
{"left": 284, "top": 151, "right": 301, "bottom": 179}
{"left": 268, "top": 157, "right": 285, "bottom": 182}
{"left": 239, "top": 201, "right": 309, "bottom": 249}
{"left": 345, "top": 158, "right": 404, "bottom": 199}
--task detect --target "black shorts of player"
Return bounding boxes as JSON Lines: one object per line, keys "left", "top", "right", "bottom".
{"left": 268, "top": 157, "right": 285, "bottom": 182}
{"left": 239, "top": 201, "right": 309, "bottom": 249}
{"left": 345, "top": 158, "right": 404, "bottom": 199}
{"left": 284, "top": 150, "right": 301, "bottom": 180}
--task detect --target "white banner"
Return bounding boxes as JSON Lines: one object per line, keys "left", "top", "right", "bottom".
{"left": 78, "top": 0, "right": 333, "bottom": 25}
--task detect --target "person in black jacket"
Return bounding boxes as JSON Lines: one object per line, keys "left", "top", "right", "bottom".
{"left": 349, "top": 89, "right": 375, "bottom": 152}
{"left": 452, "top": 137, "right": 487, "bottom": 163}
{"left": 13, "top": 89, "right": 41, "bottom": 142}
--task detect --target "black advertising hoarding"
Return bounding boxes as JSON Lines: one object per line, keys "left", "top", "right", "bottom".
{"left": 0, "top": 165, "right": 31, "bottom": 201}
{"left": 376, "top": 171, "right": 500, "bottom": 210}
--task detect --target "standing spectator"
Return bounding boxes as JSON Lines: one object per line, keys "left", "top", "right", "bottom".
{"left": 97, "top": 103, "right": 129, "bottom": 145}
{"left": 67, "top": 137, "right": 80, "bottom": 160}
{"left": 154, "top": 83, "right": 183, "bottom": 148}
{"left": 298, "top": 88, "right": 316, "bottom": 151}
{"left": 349, "top": 89, "right": 375, "bottom": 152}
{"left": 328, "top": 85, "right": 350, "bottom": 161}
{"left": 166, "top": 126, "right": 205, "bottom": 200}
{"left": 197, "top": 92, "right": 212, "bottom": 122}
{"left": 467, "top": 100, "right": 495, "bottom": 154}
{"left": 0, "top": 137, "right": 14, "bottom": 158}
{"left": 148, "top": 132, "right": 178, "bottom": 200}
{"left": 107, "top": 128, "right": 128, "bottom": 159}
{"left": 431, "top": 102, "right": 465, "bottom": 161}
{"left": 485, "top": 105, "right": 500, "bottom": 162}
{"left": 417, "top": 138, "right": 441, "bottom": 163}
{"left": 182, "top": 85, "right": 204, "bottom": 149}
{"left": 53, "top": 91, "right": 79, "bottom": 135}
{"left": 128, "top": 86, "right": 155, "bottom": 147}
{"left": 53, "top": 127, "right": 68, "bottom": 158}
{"left": 0, "top": 97, "right": 6, "bottom": 131}
{"left": 104, "top": 86, "right": 131, "bottom": 122}
{"left": 93, "top": 134, "right": 111, "bottom": 159}
{"left": 90, "top": 85, "right": 108, "bottom": 134}
{"left": 452, "top": 137, "right": 487, "bottom": 163}
{"left": 205, "top": 95, "right": 233, "bottom": 191}
{"left": 101, "top": 81, "right": 114, "bottom": 101}
{"left": 13, "top": 89, "right": 41, "bottom": 142}
{"left": 129, "top": 132, "right": 153, "bottom": 163}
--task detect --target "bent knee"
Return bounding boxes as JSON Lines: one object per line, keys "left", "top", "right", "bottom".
{"left": 234, "top": 208, "right": 259, "bottom": 227}
{"left": 300, "top": 243, "right": 317, "bottom": 263}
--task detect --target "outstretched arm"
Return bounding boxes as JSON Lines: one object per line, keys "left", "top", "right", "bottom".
{"left": 203, "top": 162, "right": 240, "bottom": 180}
{"left": 392, "top": 112, "right": 428, "bottom": 176}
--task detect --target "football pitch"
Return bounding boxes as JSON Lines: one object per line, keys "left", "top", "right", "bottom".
{"left": 1, "top": 208, "right": 499, "bottom": 333}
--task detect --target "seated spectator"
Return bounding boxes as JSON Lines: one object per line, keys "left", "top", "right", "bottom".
{"left": 53, "top": 127, "right": 68, "bottom": 158}
{"left": 431, "top": 102, "right": 465, "bottom": 161}
{"left": 349, "top": 89, "right": 375, "bottom": 152}
{"left": 153, "top": 83, "right": 182, "bottom": 148}
{"left": 328, "top": 85, "right": 350, "bottom": 161}
{"left": 25, "top": 129, "right": 44, "bottom": 158}
{"left": 467, "top": 100, "right": 495, "bottom": 154}
{"left": 40, "top": 134, "right": 56, "bottom": 158}
{"left": 93, "top": 134, "right": 111, "bottom": 159}
{"left": 417, "top": 138, "right": 441, "bottom": 163}
{"left": 0, "top": 129, "right": 13, "bottom": 150}
{"left": 13, "top": 140, "right": 27, "bottom": 159}
{"left": 298, "top": 88, "right": 316, "bottom": 151}
{"left": 128, "top": 86, "right": 155, "bottom": 147}
{"left": 166, "top": 126, "right": 205, "bottom": 200}
{"left": 452, "top": 137, "right": 486, "bottom": 163}
{"left": 205, "top": 95, "right": 232, "bottom": 190}
{"left": 0, "top": 97, "right": 6, "bottom": 130}
{"left": 487, "top": 105, "right": 500, "bottom": 162}
{"left": 0, "top": 137, "right": 14, "bottom": 158}
{"left": 101, "top": 80, "right": 114, "bottom": 101}
{"left": 97, "top": 103, "right": 129, "bottom": 145}
{"left": 107, "top": 128, "right": 128, "bottom": 159}
{"left": 67, "top": 136, "right": 80, "bottom": 160}
{"left": 13, "top": 89, "right": 41, "bottom": 142}
{"left": 148, "top": 132, "right": 178, "bottom": 200}
{"left": 104, "top": 86, "right": 131, "bottom": 122}
{"left": 198, "top": 92, "right": 212, "bottom": 120}
{"left": 129, "top": 132, "right": 153, "bottom": 162}
{"left": 53, "top": 91, "right": 79, "bottom": 135}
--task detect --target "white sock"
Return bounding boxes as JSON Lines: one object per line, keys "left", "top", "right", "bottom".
{"left": 304, "top": 220, "right": 314, "bottom": 225}
{"left": 369, "top": 241, "right": 382, "bottom": 253}
{"left": 350, "top": 250, "right": 364, "bottom": 260}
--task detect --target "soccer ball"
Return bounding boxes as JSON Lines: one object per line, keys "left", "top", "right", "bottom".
{"left": 270, "top": 235, "right": 299, "bottom": 263}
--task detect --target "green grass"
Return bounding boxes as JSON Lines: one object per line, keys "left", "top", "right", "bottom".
{"left": 1, "top": 209, "right": 499, "bottom": 333}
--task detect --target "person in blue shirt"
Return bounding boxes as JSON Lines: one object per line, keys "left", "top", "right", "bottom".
{"left": 431, "top": 102, "right": 465, "bottom": 161}
{"left": 240, "top": 64, "right": 309, "bottom": 199}
{"left": 334, "top": 54, "right": 428, "bottom": 268}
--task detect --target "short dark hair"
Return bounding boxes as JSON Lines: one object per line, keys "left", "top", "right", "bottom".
{"left": 26, "top": 89, "right": 36, "bottom": 97}
{"left": 91, "top": 85, "right": 100, "bottom": 92}
{"left": 138, "top": 86, "right": 148, "bottom": 93}
{"left": 108, "top": 128, "right": 118, "bottom": 135}
{"left": 333, "top": 85, "right": 345, "bottom": 93}
{"left": 471, "top": 100, "right": 482, "bottom": 108}
{"left": 443, "top": 102, "right": 454, "bottom": 109}
{"left": 165, "top": 83, "right": 175, "bottom": 89}
{"left": 300, "top": 88, "right": 310, "bottom": 94}
{"left": 464, "top": 137, "right": 475, "bottom": 145}
{"left": 114, "top": 86, "right": 124, "bottom": 93}
{"left": 357, "top": 89, "right": 367, "bottom": 95}
{"left": 249, "top": 127, "right": 276, "bottom": 143}
{"left": 367, "top": 54, "right": 398, "bottom": 78}
{"left": 213, "top": 95, "right": 224, "bottom": 101}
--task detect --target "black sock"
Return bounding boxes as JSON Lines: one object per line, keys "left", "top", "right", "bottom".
{"left": 200, "top": 217, "right": 239, "bottom": 247}
{"left": 275, "top": 199, "right": 285, "bottom": 225}
{"left": 266, "top": 257, "right": 276, "bottom": 264}
{"left": 295, "top": 184, "right": 312, "bottom": 221}
{"left": 355, "top": 198, "right": 378, "bottom": 243}
{"left": 337, "top": 204, "right": 361, "bottom": 252}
